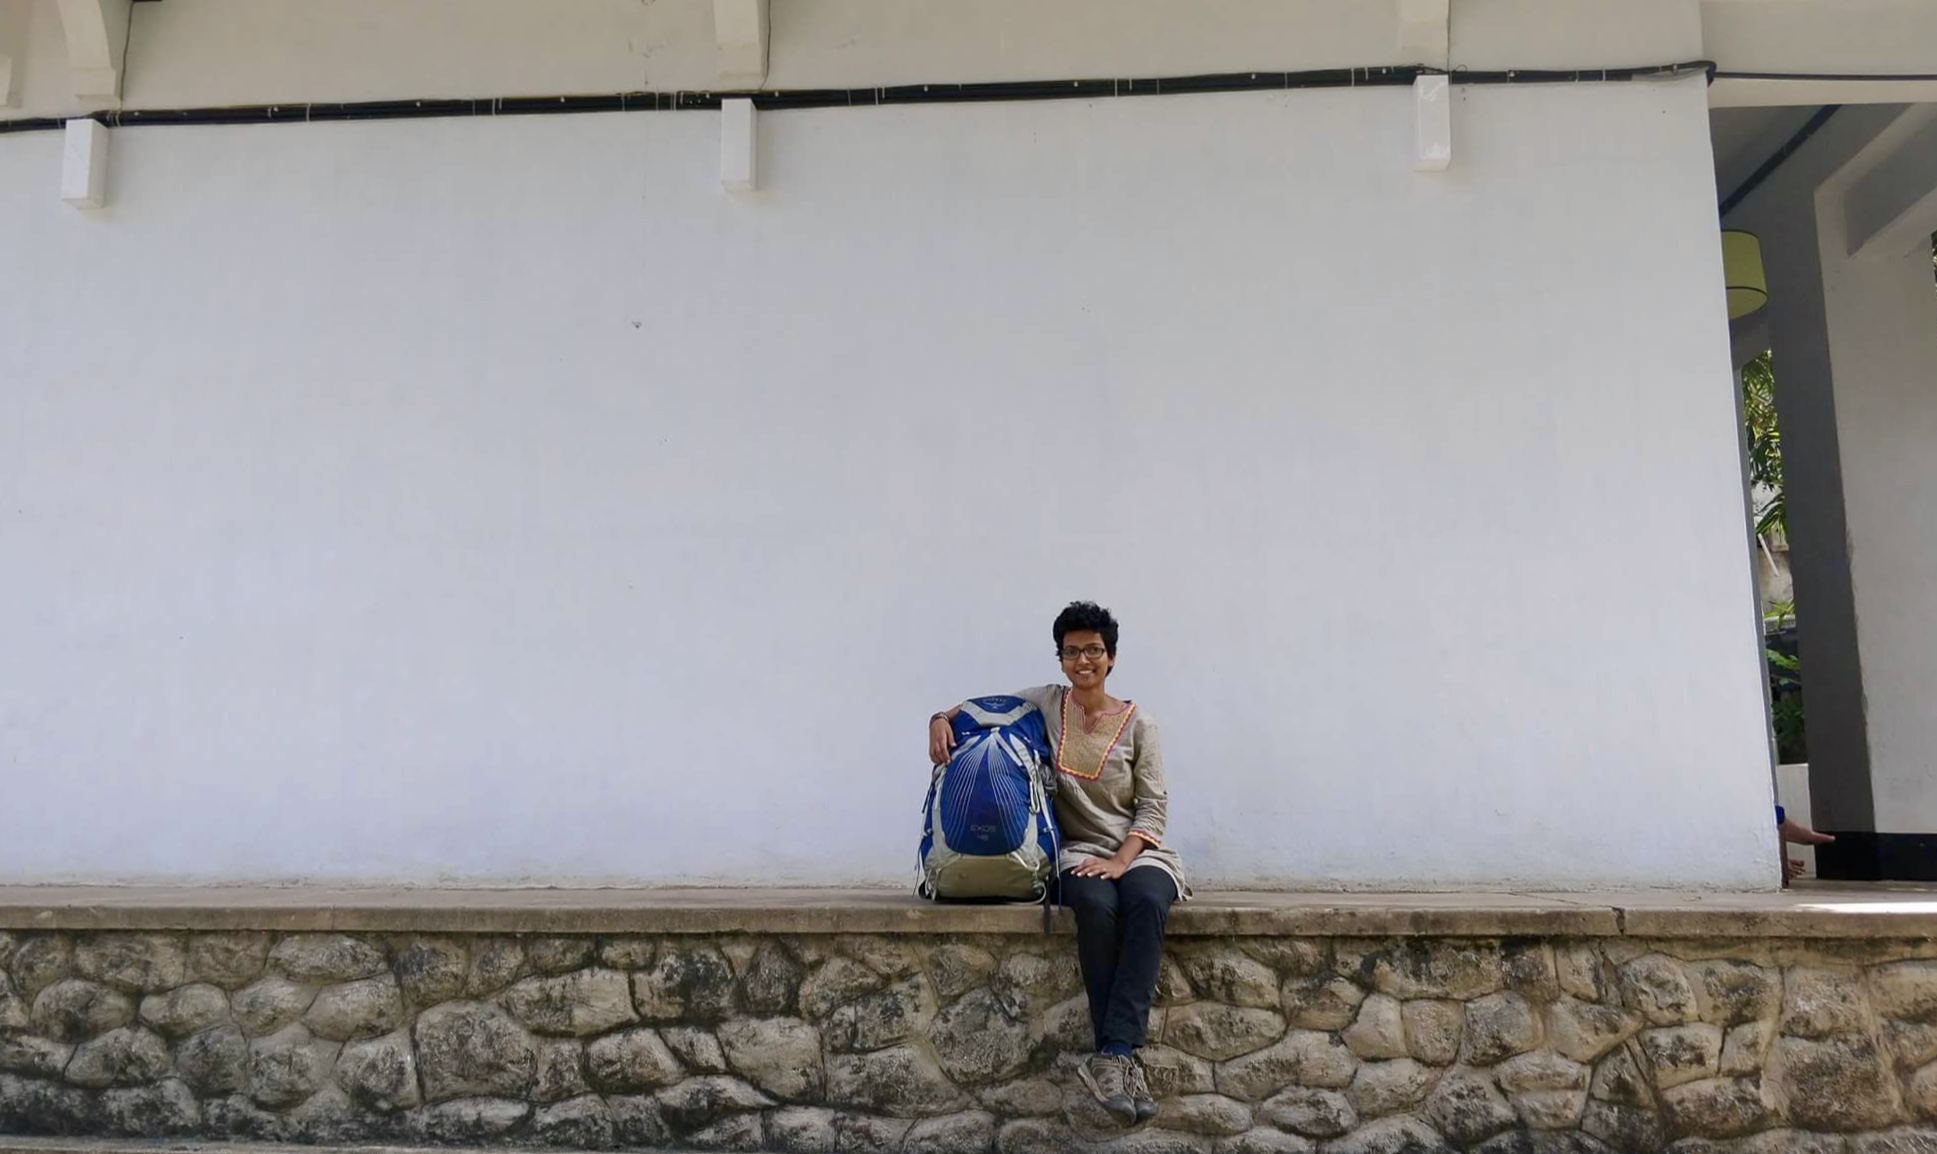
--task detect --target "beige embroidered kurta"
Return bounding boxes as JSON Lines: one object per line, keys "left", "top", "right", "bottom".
{"left": 1014, "top": 683, "right": 1189, "bottom": 898}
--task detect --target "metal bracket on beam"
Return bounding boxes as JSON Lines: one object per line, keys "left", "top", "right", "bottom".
{"left": 714, "top": 0, "right": 769, "bottom": 90}
{"left": 55, "top": 0, "right": 132, "bottom": 99}
{"left": 1415, "top": 74, "right": 1451, "bottom": 172}
{"left": 61, "top": 118, "right": 108, "bottom": 208}
{"left": 721, "top": 98, "right": 757, "bottom": 192}
{"left": 1399, "top": 0, "right": 1450, "bottom": 67}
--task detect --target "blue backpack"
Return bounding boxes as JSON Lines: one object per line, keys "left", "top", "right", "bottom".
{"left": 918, "top": 696, "right": 1061, "bottom": 906}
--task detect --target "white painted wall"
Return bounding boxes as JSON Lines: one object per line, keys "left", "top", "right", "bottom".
{"left": 0, "top": 71, "right": 1780, "bottom": 889}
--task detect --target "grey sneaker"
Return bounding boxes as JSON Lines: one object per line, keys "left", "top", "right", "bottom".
{"left": 1127, "top": 1055, "right": 1159, "bottom": 1124}
{"left": 1078, "top": 1053, "right": 1138, "bottom": 1125}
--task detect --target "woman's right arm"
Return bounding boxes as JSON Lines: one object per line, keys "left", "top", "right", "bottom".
{"left": 927, "top": 707, "right": 960, "bottom": 766}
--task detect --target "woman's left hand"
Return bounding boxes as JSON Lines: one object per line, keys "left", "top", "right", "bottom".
{"left": 1071, "top": 857, "right": 1127, "bottom": 880}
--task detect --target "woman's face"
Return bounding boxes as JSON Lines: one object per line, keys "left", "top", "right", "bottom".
{"left": 1059, "top": 630, "right": 1113, "bottom": 690}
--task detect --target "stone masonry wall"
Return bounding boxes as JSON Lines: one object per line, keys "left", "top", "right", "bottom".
{"left": 5, "top": 928, "right": 1937, "bottom": 1153}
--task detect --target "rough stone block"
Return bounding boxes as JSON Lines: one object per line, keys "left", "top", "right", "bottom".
{"left": 826, "top": 977, "right": 926, "bottom": 1053}
{"left": 1872, "top": 962, "right": 1937, "bottom": 1025}
{"left": 1281, "top": 976, "right": 1366, "bottom": 1031}
{"left": 0, "top": 1035, "right": 73, "bottom": 1078}
{"left": 1216, "top": 1031, "right": 1356, "bottom": 1101}
{"left": 186, "top": 933, "right": 271, "bottom": 991}
{"left": 1783, "top": 968, "right": 1871, "bottom": 1038}
{"left": 247, "top": 1023, "right": 337, "bottom": 1108}
{"left": 268, "top": 934, "right": 388, "bottom": 984}
{"left": 305, "top": 974, "right": 404, "bottom": 1041}
{"left": 1504, "top": 941, "right": 1562, "bottom": 1003}
{"left": 1140, "top": 1044, "right": 1216, "bottom": 1097}
{"left": 1241, "top": 940, "right": 1329, "bottom": 980}
{"left": 530, "top": 1038, "right": 590, "bottom": 1102}
{"left": 1588, "top": 1044, "right": 1650, "bottom": 1107}
{"left": 1510, "top": 1088, "right": 1587, "bottom": 1130}
{"left": 800, "top": 957, "right": 888, "bottom": 1021}
{"left": 842, "top": 936, "right": 920, "bottom": 979}
{"left": 413, "top": 1096, "right": 531, "bottom": 1142}
{"left": 661, "top": 1025, "right": 727, "bottom": 1073}
{"left": 1319, "top": 1113, "right": 1446, "bottom": 1154}
{"left": 1181, "top": 949, "right": 1281, "bottom": 1010}
{"left": 174, "top": 1024, "right": 249, "bottom": 1095}
{"left": 1167, "top": 1003, "right": 1288, "bottom": 1062}
{"left": 1345, "top": 1058, "right": 1437, "bottom": 1119}
{"left": 1661, "top": 1075, "right": 1773, "bottom": 1139}
{"left": 501, "top": 968, "right": 637, "bottom": 1036}
{"left": 75, "top": 935, "right": 187, "bottom": 993}
{"left": 633, "top": 944, "right": 738, "bottom": 1023}
{"left": 1719, "top": 1021, "right": 1770, "bottom": 1077}
{"left": 1640, "top": 1024, "right": 1723, "bottom": 1090}
{"left": 1687, "top": 959, "right": 1780, "bottom": 1027}
{"left": 766, "top": 1104, "right": 837, "bottom": 1152}
{"left": 337, "top": 1029, "right": 421, "bottom": 1111}
{"left": 993, "top": 951, "right": 1080, "bottom": 1010}
{"left": 1366, "top": 941, "right": 1506, "bottom": 1001}
{"left": 1260, "top": 1086, "right": 1356, "bottom": 1138}
{"left": 1617, "top": 955, "right": 1696, "bottom": 1026}
{"left": 585, "top": 1026, "right": 682, "bottom": 1093}
{"left": 979, "top": 1077, "right": 1065, "bottom": 1117}
{"left": 232, "top": 976, "right": 317, "bottom": 1038}
{"left": 834, "top": 1110, "right": 914, "bottom": 1152}
{"left": 0, "top": 1070, "right": 93, "bottom": 1133}
{"left": 1494, "top": 1051, "right": 1587, "bottom": 1093}
{"left": 824, "top": 1044, "right": 968, "bottom": 1115}
{"left": 11, "top": 936, "right": 75, "bottom": 999}
{"left": 608, "top": 1093, "right": 671, "bottom": 1146}
{"left": 466, "top": 938, "right": 527, "bottom": 996}
{"left": 31, "top": 979, "right": 134, "bottom": 1043}
{"left": 526, "top": 938, "right": 594, "bottom": 975}
{"left": 1776, "top": 1035, "right": 1904, "bottom": 1131}
{"left": 414, "top": 1002, "right": 536, "bottom": 1102}
{"left": 1402, "top": 999, "right": 1465, "bottom": 1065}
{"left": 1040, "top": 993, "right": 1094, "bottom": 1052}
{"left": 392, "top": 936, "right": 469, "bottom": 1007}
{"left": 929, "top": 988, "right": 1032, "bottom": 1084}
{"left": 717, "top": 1016, "right": 823, "bottom": 1100}
{"left": 651, "top": 1074, "right": 773, "bottom": 1132}
{"left": 65, "top": 1025, "right": 172, "bottom": 1088}
{"left": 743, "top": 942, "right": 805, "bottom": 1015}
{"left": 906, "top": 1109, "right": 999, "bottom": 1153}
{"left": 1218, "top": 1127, "right": 1317, "bottom": 1153}
{"left": 98, "top": 1077, "right": 200, "bottom": 1136}
{"left": 532, "top": 1092, "right": 615, "bottom": 1148}
{"left": 1547, "top": 997, "right": 1640, "bottom": 1063}
{"left": 1421, "top": 1068, "right": 1515, "bottom": 1146}
{"left": 1580, "top": 1099, "right": 1663, "bottom": 1152}
{"left": 1555, "top": 946, "right": 1606, "bottom": 1003}
{"left": 1342, "top": 994, "right": 1407, "bottom": 1061}
{"left": 139, "top": 984, "right": 230, "bottom": 1039}
{"left": 1464, "top": 992, "right": 1543, "bottom": 1065}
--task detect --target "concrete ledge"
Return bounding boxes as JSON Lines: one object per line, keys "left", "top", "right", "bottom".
{"left": 2, "top": 882, "right": 1933, "bottom": 938}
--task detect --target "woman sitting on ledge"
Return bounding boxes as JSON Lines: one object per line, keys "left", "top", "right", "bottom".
{"left": 927, "top": 600, "right": 1187, "bottom": 1129}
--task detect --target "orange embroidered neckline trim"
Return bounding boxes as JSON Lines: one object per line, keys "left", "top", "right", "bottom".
{"left": 1057, "top": 693, "right": 1137, "bottom": 781}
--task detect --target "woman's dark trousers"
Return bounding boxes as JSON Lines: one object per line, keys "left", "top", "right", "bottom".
{"left": 1060, "top": 866, "right": 1179, "bottom": 1051}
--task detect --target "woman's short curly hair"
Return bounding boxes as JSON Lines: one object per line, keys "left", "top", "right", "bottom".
{"left": 1053, "top": 601, "right": 1120, "bottom": 658}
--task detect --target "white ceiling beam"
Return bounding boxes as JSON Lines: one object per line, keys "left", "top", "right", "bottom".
{"left": 713, "top": 0, "right": 769, "bottom": 90}
{"left": 55, "top": 0, "right": 132, "bottom": 99}
{"left": 1844, "top": 108, "right": 1937, "bottom": 261}
{"left": 1399, "top": 0, "right": 1449, "bottom": 68}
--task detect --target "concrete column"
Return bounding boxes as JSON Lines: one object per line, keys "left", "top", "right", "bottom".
{"left": 1735, "top": 105, "right": 1937, "bottom": 878}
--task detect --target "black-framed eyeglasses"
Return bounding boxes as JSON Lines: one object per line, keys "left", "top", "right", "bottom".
{"left": 1058, "top": 645, "right": 1108, "bottom": 661}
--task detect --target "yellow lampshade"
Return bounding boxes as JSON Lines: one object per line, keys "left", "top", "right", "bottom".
{"left": 1723, "top": 230, "right": 1768, "bottom": 320}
